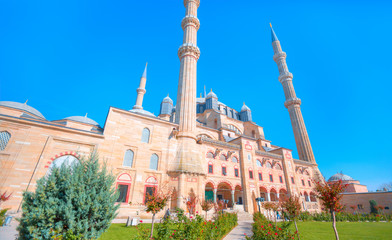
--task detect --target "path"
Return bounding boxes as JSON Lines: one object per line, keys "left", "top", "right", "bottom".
{"left": 223, "top": 220, "right": 253, "bottom": 240}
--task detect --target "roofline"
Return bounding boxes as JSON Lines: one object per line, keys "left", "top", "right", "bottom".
{"left": 0, "top": 114, "right": 104, "bottom": 138}
{"left": 110, "top": 107, "right": 178, "bottom": 127}
{"left": 341, "top": 191, "right": 392, "bottom": 195}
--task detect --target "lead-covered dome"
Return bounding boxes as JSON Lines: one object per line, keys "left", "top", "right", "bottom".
{"left": 0, "top": 101, "right": 45, "bottom": 119}
{"left": 64, "top": 116, "right": 100, "bottom": 127}
{"left": 206, "top": 90, "right": 217, "bottom": 99}
{"left": 328, "top": 172, "right": 354, "bottom": 182}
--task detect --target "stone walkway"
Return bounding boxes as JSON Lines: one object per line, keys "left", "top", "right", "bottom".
{"left": 223, "top": 220, "right": 253, "bottom": 240}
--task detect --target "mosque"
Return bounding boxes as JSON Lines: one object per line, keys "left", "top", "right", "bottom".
{"left": 0, "top": 0, "right": 324, "bottom": 218}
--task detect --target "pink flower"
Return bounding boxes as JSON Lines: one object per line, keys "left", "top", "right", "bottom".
{"left": 190, "top": 216, "right": 193, "bottom": 219}
{"left": 196, "top": 211, "right": 198, "bottom": 214}
{"left": 140, "top": 220, "right": 143, "bottom": 223}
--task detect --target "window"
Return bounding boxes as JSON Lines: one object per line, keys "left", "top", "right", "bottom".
{"left": 308, "top": 180, "right": 311, "bottom": 187}
{"left": 220, "top": 154, "right": 227, "bottom": 161}
{"left": 258, "top": 173, "right": 263, "bottom": 181}
{"left": 275, "top": 164, "right": 282, "bottom": 170}
{"left": 141, "top": 128, "right": 150, "bottom": 143}
{"left": 149, "top": 154, "right": 159, "bottom": 170}
{"left": 234, "top": 168, "right": 239, "bottom": 177}
{"left": 279, "top": 176, "right": 283, "bottom": 183}
{"left": 222, "top": 166, "right": 227, "bottom": 176}
{"left": 232, "top": 156, "right": 238, "bottom": 163}
{"left": 123, "top": 150, "right": 134, "bottom": 167}
{"left": 291, "top": 177, "right": 295, "bottom": 184}
{"left": 144, "top": 186, "right": 156, "bottom": 204}
{"left": 206, "top": 152, "right": 214, "bottom": 158}
{"left": 0, "top": 131, "right": 11, "bottom": 151}
{"left": 256, "top": 160, "right": 262, "bottom": 167}
{"left": 47, "top": 155, "right": 79, "bottom": 176}
{"left": 116, "top": 185, "right": 129, "bottom": 203}
{"left": 116, "top": 173, "right": 132, "bottom": 203}
{"left": 247, "top": 154, "right": 252, "bottom": 161}
{"left": 269, "top": 174, "right": 273, "bottom": 182}
{"left": 208, "top": 163, "right": 213, "bottom": 174}
{"left": 228, "top": 124, "right": 241, "bottom": 135}
{"left": 249, "top": 170, "right": 254, "bottom": 179}
{"left": 301, "top": 179, "right": 305, "bottom": 186}
{"left": 266, "top": 162, "right": 272, "bottom": 169}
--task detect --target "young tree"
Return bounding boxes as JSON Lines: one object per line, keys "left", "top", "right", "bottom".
{"left": 144, "top": 185, "right": 171, "bottom": 238}
{"left": 314, "top": 180, "right": 347, "bottom": 240}
{"left": 185, "top": 190, "right": 199, "bottom": 217}
{"left": 200, "top": 200, "right": 214, "bottom": 220}
{"left": 280, "top": 195, "right": 302, "bottom": 240}
{"left": 369, "top": 200, "right": 378, "bottom": 214}
{"left": 0, "top": 191, "right": 12, "bottom": 226}
{"left": 17, "top": 153, "right": 119, "bottom": 239}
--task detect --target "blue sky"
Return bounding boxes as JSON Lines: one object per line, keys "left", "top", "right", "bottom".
{"left": 0, "top": 0, "right": 391, "bottom": 191}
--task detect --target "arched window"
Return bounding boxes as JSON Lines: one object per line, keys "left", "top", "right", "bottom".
{"left": 206, "top": 152, "right": 214, "bottom": 159}
{"left": 220, "top": 154, "right": 227, "bottom": 161}
{"left": 266, "top": 162, "right": 272, "bottom": 169}
{"left": 304, "top": 192, "right": 310, "bottom": 202}
{"left": 228, "top": 124, "right": 241, "bottom": 135}
{"left": 232, "top": 156, "right": 238, "bottom": 163}
{"left": 0, "top": 131, "right": 11, "bottom": 151}
{"left": 304, "top": 170, "right": 310, "bottom": 176}
{"left": 275, "top": 164, "right": 282, "bottom": 170}
{"left": 141, "top": 128, "right": 150, "bottom": 143}
{"left": 256, "top": 159, "right": 262, "bottom": 167}
{"left": 116, "top": 173, "right": 132, "bottom": 203}
{"left": 123, "top": 150, "right": 134, "bottom": 167}
{"left": 149, "top": 154, "right": 159, "bottom": 170}
{"left": 47, "top": 155, "right": 79, "bottom": 176}
{"left": 310, "top": 192, "right": 317, "bottom": 202}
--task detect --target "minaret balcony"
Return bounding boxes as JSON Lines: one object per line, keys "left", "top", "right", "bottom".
{"left": 178, "top": 43, "right": 200, "bottom": 60}
{"left": 273, "top": 52, "right": 287, "bottom": 62}
{"left": 181, "top": 15, "right": 200, "bottom": 30}
{"left": 284, "top": 98, "right": 302, "bottom": 108}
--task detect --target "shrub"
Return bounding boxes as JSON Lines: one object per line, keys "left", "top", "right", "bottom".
{"left": 369, "top": 200, "right": 378, "bottom": 214}
{"left": 17, "top": 153, "right": 119, "bottom": 239}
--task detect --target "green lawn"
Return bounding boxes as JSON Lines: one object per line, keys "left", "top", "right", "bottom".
{"left": 100, "top": 222, "right": 392, "bottom": 240}
{"left": 289, "top": 222, "right": 392, "bottom": 240}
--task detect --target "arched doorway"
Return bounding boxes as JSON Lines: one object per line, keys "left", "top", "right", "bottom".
{"left": 217, "top": 182, "right": 233, "bottom": 208}
{"left": 270, "top": 188, "right": 278, "bottom": 202}
{"left": 205, "top": 182, "right": 215, "bottom": 202}
{"left": 259, "top": 187, "right": 268, "bottom": 202}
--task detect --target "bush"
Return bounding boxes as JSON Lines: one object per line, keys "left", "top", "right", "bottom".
{"left": 297, "top": 211, "right": 392, "bottom": 222}
{"left": 17, "top": 153, "right": 119, "bottom": 239}
{"left": 248, "top": 212, "right": 298, "bottom": 240}
{"left": 134, "top": 208, "right": 237, "bottom": 240}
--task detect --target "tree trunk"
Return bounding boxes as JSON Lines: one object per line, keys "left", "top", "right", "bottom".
{"left": 294, "top": 219, "right": 300, "bottom": 240}
{"left": 331, "top": 210, "right": 339, "bottom": 240}
{"left": 150, "top": 213, "right": 155, "bottom": 239}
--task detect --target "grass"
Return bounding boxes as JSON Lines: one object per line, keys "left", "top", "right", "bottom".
{"left": 290, "top": 221, "right": 392, "bottom": 240}
{"left": 100, "top": 222, "right": 392, "bottom": 240}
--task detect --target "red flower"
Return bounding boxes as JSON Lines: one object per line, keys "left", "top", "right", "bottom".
{"left": 140, "top": 220, "right": 143, "bottom": 223}
{"left": 275, "top": 233, "right": 278, "bottom": 236}
{"left": 278, "top": 228, "right": 282, "bottom": 231}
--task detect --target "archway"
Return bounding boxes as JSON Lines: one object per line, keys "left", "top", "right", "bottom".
{"left": 310, "top": 192, "right": 317, "bottom": 202}
{"left": 259, "top": 187, "right": 268, "bottom": 202}
{"left": 205, "top": 182, "right": 215, "bottom": 202}
{"left": 217, "top": 182, "right": 233, "bottom": 208}
{"left": 270, "top": 188, "right": 278, "bottom": 202}
{"left": 279, "top": 189, "right": 288, "bottom": 200}
{"left": 234, "top": 185, "right": 243, "bottom": 205}
{"left": 304, "top": 191, "right": 310, "bottom": 202}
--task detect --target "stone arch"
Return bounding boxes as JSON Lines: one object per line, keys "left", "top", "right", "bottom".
{"left": 279, "top": 188, "right": 288, "bottom": 200}
{"left": 205, "top": 179, "right": 217, "bottom": 189}
{"left": 45, "top": 151, "right": 80, "bottom": 169}
{"left": 217, "top": 180, "right": 234, "bottom": 190}
{"left": 270, "top": 188, "right": 278, "bottom": 202}
{"left": 206, "top": 151, "right": 215, "bottom": 159}
{"left": 219, "top": 153, "right": 227, "bottom": 161}
{"left": 310, "top": 191, "right": 317, "bottom": 202}
{"left": 275, "top": 163, "right": 283, "bottom": 170}
{"left": 259, "top": 186, "right": 268, "bottom": 201}
{"left": 197, "top": 132, "right": 216, "bottom": 140}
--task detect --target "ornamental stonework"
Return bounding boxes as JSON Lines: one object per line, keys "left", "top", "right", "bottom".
{"left": 181, "top": 15, "right": 200, "bottom": 30}
{"left": 284, "top": 97, "right": 302, "bottom": 108}
{"left": 178, "top": 43, "right": 200, "bottom": 60}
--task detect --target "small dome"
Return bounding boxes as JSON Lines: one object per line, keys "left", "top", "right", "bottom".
{"left": 64, "top": 116, "right": 100, "bottom": 127}
{"left": 241, "top": 103, "right": 251, "bottom": 112}
{"left": 129, "top": 109, "right": 156, "bottom": 117}
{"left": 0, "top": 101, "right": 45, "bottom": 119}
{"left": 162, "top": 95, "right": 173, "bottom": 103}
{"left": 328, "top": 173, "right": 354, "bottom": 182}
{"left": 206, "top": 90, "right": 217, "bottom": 99}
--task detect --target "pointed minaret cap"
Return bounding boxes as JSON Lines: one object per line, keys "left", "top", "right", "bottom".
{"left": 270, "top": 23, "right": 279, "bottom": 42}
{"left": 142, "top": 62, "right": 148, "bottom": 78}
{"left": 241, "top": 102, "right": 251, "bottom": 112}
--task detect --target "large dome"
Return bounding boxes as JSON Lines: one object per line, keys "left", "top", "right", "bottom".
{"left": 328, "top": 172, "right": 354, "bottom": 182}
{"left": 0, "top": 101, "right": 45, "bottom": 119}
{"left": 64, "top": 116, "right": 100, "bottom": 127}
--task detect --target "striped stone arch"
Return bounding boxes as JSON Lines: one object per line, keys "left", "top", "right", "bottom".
{"left": 219, "top": 153, "right": 227, "bottom": 161}
{"left": 117, "top": 173, "right": 132, "bottom": 182}
{"left": 45, "top": 151, "right": 80, "bottom": 169}
{"left": 197, "top": 132, "right": 215, "bottom": 140}
{"left": 234, "top": 184, "right": 242, "bottom": 190}
{"left": 206, "top": 150, "right": 215, "bottom": 159}
{"left": 205, "top": 179, "right": 217, "bottom": 189}
{"left": 217, "top": 180, "right": 234, "bottom": 190}
{"left": 268, "top": 186, "right": 277, "bottom": 192}
{"left": 265, "top": 161, "right": 273, "bottom": 169}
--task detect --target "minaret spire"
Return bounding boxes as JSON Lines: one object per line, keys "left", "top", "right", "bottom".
{"left": 271, "top": 25, "right": 316, "bottom": 163}
{"left": 133, "top": 63, "right": 148, "bottom": 110}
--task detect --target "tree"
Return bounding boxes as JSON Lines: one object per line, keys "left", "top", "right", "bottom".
{"left": 17, "top": 153, "right": 119, "bottom": 239}
{"left": 369, "top": 200, "right": 378, "bottom": 214}
{"left": 144, "top": 185, "right": 171, "bottom": 238}
{"left": 378, "top": 182, "right": 392, "bottom": 191}
{"left": 314, "top": 180, "right": 347, "bottom": 240}
{"left": 185, "top": 189, "right": 199, "bottom": 217}
{"left": 200, "top": 200, "right": 214, "bottom": 220}
{"left": 280, "top": 195, "right": 302, "bottom": 240}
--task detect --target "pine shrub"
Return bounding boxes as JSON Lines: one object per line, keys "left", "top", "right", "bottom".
{"left": 17, "top": 153, "right": 119, "bottom": 239}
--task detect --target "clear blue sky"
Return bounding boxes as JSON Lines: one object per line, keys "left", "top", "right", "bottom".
{"left": 1, "top": 0, "right": 391, "bottom": 191}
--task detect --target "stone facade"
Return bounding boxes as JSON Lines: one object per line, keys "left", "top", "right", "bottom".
{"left": 0, "top": 0, "right": 322, "bottom": 219}
{"left": 341, "top": 192, "right": 392, "bottom": 214}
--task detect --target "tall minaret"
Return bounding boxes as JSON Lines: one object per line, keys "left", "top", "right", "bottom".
{"left": 132, "top": 63, "right": 148, "bottom": 110}
{"left": 173, "top": 0, "right": 203, "bottom": 207}
{"left": 271, "top": 24, "right": 316, "bottom": 163}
